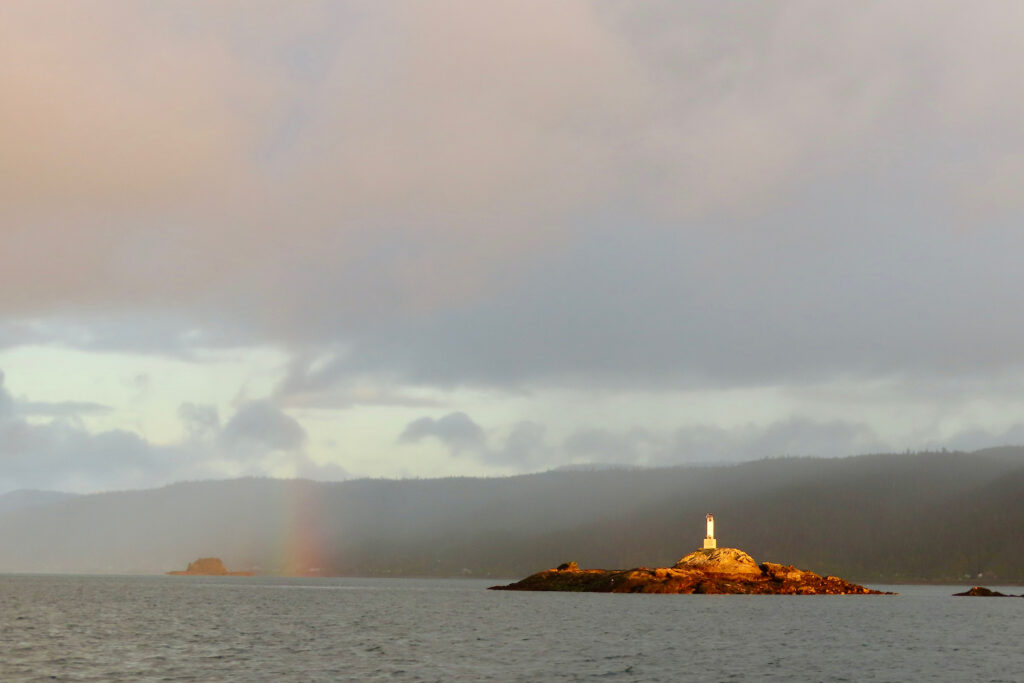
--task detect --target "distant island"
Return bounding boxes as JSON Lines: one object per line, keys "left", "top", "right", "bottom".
{"left": 491, "top": 514, "right": 891, "bottom": 595}
{"left": 167, "top": 557, "right": 253, "bottom": 576}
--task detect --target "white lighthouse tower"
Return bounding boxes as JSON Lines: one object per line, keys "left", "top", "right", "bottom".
{"left": 703, "top": 512, "right": 717, "bottom": 550}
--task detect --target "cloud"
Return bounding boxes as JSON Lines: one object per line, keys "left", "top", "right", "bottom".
{"left": 672, "top": 418, "right": 890, "bottom": 462}
{"left": 940, "top": 423, "right": 1024, "bottom": 454}
{"left": 0, "top": 0, "right": 635, "bottom": 328}
{"left": 178, "top": 403, "right": 220, "bottom": 441}
{"left": 564, "top": 418, "right": 891, "bottom": 466}
{"left": 0, "top": 371, "right": 14, "bottom": 418}
{"left": 221, "top": 400, "right": 307, "bottom": 452}
{"left": 5, "top": 2, "right": 1023, "bottom": 372}
{"left": 16, "top": 401, "right": 111, "bottom": 418}
{"left": 0, "top": 371, "right": 111, "bottom": 419}
{"left": 292, "top": 453, "right": 350, "bottom": 482}
{"left": 0, "top": 371, "right": 345, "bottom": 493}
{"left": 273, "top": 355, "right": 444, "bottom": 409}
{"left": 563, "top": 427, "right": 664, "bottom": 466}
{"left": 6, "top": 2, "right": 1024, "bottom": 489}
{"left": 398, "top": 413, "right": 552, "bottom": 468}
{"left": 0, "top": 370, "right": 181, "bottom": 492}
{"left": 397, "top": 408, "right": 895, "bottom": 471}
{"left": 0, "top": 322, "right": 50, "bottom": 350}
{"left": 492, "top": 421, "right": 549, "bottom": 468}
{"left": 397, "top": 412, "right": 486, "bottom": 455}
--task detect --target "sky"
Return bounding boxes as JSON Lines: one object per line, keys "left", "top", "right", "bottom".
{"left": 4, "top": 1, "right": 1024, "bottom": 493}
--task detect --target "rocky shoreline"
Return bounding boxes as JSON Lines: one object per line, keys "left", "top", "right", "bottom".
{"left": 490, "top": 547, "right": 892, "bottom": 595}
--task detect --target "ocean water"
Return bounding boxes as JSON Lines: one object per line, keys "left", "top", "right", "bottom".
{"left": 0, "top": 575, "right": 1021, "bottom": 682}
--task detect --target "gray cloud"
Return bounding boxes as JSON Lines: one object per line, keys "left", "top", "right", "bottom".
{"left": 399, "top": 410, "right": 896, "bottom": 471}
{"left": 4, "top": 2, "right": 1024, "bottom": 388}
{"left": 563, "top": 427, "right": 664, "bottom": 467}
{"left": 0, "top": 372, "right": 346, "bottom": 493}
{"left": 493, "top": 421, "right": 549, "bottom": 468}
{"left": 292, "top": 453, "right": 350, "bottom": 482}
{"left": 397, "top": 412, "right": 486, "bottom": 455}
{"left": 670, "top": 418, "right": 891, "bottom": 463}
{"left": 178, "top": 403, "right": 221, "bottom": 442}
{"left": 939, "top": 423, "right": 1024, "bottom": 454}
{"left": 221, "top": 400, "right": 307, "bottom": 452}
{"left": 22, "top": 401, "right": 111, "bottom": 417}
{"left": 0, "top": 322, "right": 50, "bottom": 350}
{"left": 273, "top": 355, "right": 444, "bottom": 409}
{"left": 564, "top": 418, "right": 891, "bottom": 466}
{"left": 5, "top": 2, "right": 1024, "bottom": 488}
{"left": 311, "top": 201, "right": 1024, "bottom": 392}
{"left": 398, "top": 413, "right": 551, "bottom": 468}
{"left": 0, "top": 371, "right": 179, "bottom": 492}
{"left": 0, "top": 372, "right": 14, "bottom": 419}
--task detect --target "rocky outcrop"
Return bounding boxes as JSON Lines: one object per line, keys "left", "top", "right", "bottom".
{"left": 674, "top": 547, "right": 762, "bottom": 575}
{"left": 953, "top": 586, "right": 1022, "bottom": 597}
{"left": 167, "top": 557, "right": 253, "bottom": 576}
{"left": 490, "top": 547, "right": 891, "bottom": 595}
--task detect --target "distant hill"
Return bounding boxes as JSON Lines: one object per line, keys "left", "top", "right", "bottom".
{"left": 0, "top": 449, "right": 1021, "bottom": 582}
{"left": 0, "top": 489, "right": 79, "bottom": 517}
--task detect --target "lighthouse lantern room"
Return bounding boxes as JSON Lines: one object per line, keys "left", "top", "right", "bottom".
{"left": 703, "top": 513, "right": 717, "bottom": 550}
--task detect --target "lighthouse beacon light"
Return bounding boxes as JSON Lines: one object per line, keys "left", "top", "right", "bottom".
{"left": 703, "top": 513, "right": 717, "bottom": 550}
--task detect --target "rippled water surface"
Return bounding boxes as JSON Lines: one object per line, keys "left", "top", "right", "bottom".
{"left": 1, "top": 575, "right": 1021, "bottom": 681}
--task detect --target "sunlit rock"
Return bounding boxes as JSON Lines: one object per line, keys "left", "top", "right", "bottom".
{"left": 674, "top": 547, "right": 761, "bottom": 575}
{"left": 490, "top": 548, "right": 890, "bottom": 594}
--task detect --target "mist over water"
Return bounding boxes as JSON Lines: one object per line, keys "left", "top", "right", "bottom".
{"left": 1, "top": 575, "right": 1021, "bottom": 682}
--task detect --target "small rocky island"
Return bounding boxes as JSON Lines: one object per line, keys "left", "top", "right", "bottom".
{"left": 167, "top": 557, "right": 253, "bottom": 576}
{"left": 953, "top": 586, "right": 1023, "bottom": 597}
{"left": 491, "top": 547, "right": 888, "bottom": 594}
{"left": 491, "top": 514, "right": 890, "bottom": 595}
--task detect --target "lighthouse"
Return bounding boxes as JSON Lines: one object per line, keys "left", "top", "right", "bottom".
{"left": 703, "top": 513, "right": 717, "bottom": 550}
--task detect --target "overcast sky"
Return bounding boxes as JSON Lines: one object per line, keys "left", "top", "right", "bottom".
{"left": 4, "top": 1, "right": 1024, "bottom": 493}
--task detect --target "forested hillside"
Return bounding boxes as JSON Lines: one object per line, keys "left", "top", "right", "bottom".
{"left": 0, "top": 448, "right": 1021, "bottom": 582}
